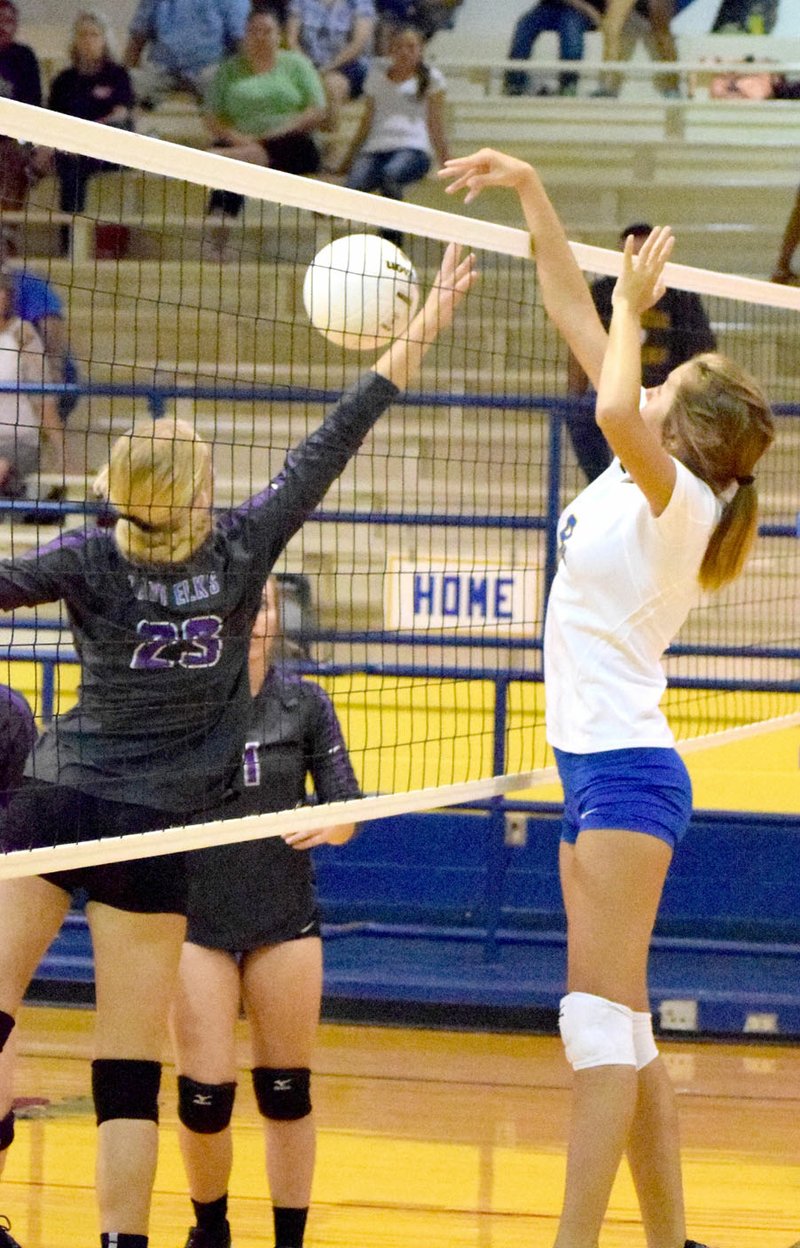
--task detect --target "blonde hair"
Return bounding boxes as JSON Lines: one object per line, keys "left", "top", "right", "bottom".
{"left": 663, "top": 353, "right": 775, "bottom": 591}
{"left": 101, "top": 417, "right": 212, "bottom": 565}
{"left": 70, "top": 9, "right": 118, "bottom": 65}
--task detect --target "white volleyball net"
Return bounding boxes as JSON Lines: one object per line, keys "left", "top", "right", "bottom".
{"left": 0, "top": 97, "right": 797, "bottom": 876}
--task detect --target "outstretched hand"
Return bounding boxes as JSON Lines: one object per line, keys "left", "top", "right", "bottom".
{"left": 419, "top": 242, "right": 478, "bottom": 341}
{"left": 613, "top": 226, "right": 675, "bottom": 315}
{"left": 438, "top": 148, "right": 534, "bottom": 204}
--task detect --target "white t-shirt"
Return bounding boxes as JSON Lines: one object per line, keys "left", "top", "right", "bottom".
{"left": 0, "top": 318, "right": 49, "bottom": 448}
{"left": 361, "top": 59, "right": 446, "bottom": 156}
{"left": 544, "top": 457, "right": 721, "bottom": 753}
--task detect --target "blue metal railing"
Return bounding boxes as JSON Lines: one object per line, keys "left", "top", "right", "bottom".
{"left": 2, "top": 379, "right": 799, "bottom": 661}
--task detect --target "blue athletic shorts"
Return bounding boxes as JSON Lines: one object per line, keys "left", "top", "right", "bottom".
{"left": 553, "top": 746, "right": 693, "bottom": 850}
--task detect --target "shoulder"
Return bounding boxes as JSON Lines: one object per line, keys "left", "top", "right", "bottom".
{"left": 654, "top": 457, "right": 719, "bottom": 540}
{"left": 15, "top": 43, "right": 40, "bottom": 65}
{"left": 50, "top": 67, "right": 74, "bottom": 89}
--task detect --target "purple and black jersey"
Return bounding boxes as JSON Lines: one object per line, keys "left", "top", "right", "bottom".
{"left": 186, "top": 667, "right": 361, "bottom": 951}
{"left": 0, "top": 371, "right": 397, "bottom": 816}
{"left": 0, "top": 683, "right": 36, "bottom": 801}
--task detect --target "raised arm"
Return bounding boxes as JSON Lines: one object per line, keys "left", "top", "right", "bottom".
{"left": 439, "top": 149, "right": 608, "bottom": 388}
{"left": 373, "top": 242, "right": 476, "bottom": 390}
{"left": 595, "top": 226, "right": 678, "bottom": 514}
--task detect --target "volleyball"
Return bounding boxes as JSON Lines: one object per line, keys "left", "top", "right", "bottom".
{"left": 302, "top": 233, "right": 419, "bottom": 351}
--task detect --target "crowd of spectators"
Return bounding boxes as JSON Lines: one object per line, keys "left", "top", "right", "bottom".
{"left": 0, "top": 0, "right": 465, "bottom": 240}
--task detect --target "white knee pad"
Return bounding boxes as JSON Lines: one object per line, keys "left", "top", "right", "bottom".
{"left": 558, "top": 991, "right": 636, "bottom": 1071}
{"left": 633, "top": 1011, "right": 659, "bottom": 1071}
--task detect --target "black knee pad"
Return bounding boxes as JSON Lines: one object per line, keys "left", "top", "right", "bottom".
{"left": 252, "top": 1067, "right": 311, "bottom": 1121}
{"left": 92, "top": 1059, "right": 162, "bottom": 1126}
{"left": 177, "top": 1076, "right": 236, "bottom": 1134}
{"left": 0, "top": 1109, "right": 14, "bottom": 1151}
{"left": 0, "top": 1011, "right": 14, "bottom": 1052}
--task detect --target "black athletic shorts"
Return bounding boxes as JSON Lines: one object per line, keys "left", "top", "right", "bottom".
{"left": 0, "top": 779, "right": 205, "bottom": 914}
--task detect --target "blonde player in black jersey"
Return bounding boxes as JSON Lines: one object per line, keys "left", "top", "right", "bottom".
{"left": 172, "top": 576, "right": 359, "bottom": 1248}
{"left": 441, "top": 149, "right": 773, "bottom": 1248}
{"left": 0, "top": 243, "right": 476, "bottom": 1248}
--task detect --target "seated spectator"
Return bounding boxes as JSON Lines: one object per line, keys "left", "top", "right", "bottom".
{"left": 204, "top": 4, "right": 325, "bottom": 227}
{"left": 375, "top": 0, "right": 463, "bottom": 50}
{"left": 566, "top": 222, "right": 716, "bottom": 480}
{"left": 0, "top": 230, "right": 80, "bottom": 428}
{"left": 339, "top": 24, "right": 448, "bottom": 246}
{"left": 600, "top": 0, "right": 693, "bottom": 96}
{"left": 0, "top": 272, "right": 64, "bottom": 508}
{"left": 286, "top": 0, "right": 376, "bottom": 131}
{"left": 123, "top": 0, "right": 250, "bottom": 108}
{"left": 37, "top": 12, "right": 135, "bottom": 251}
{"left": 0, "top": 0, "right": 42, "bottom": 211}
{"left": 504, "top": 0, "right": 603, "bottom": 97}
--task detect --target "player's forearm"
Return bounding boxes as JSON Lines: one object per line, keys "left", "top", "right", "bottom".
{"left": 516, "top": 166, "right": 607, "bottom": 388}
{"left": 373, "top": 311, "right": 434, "bottom": 391}
{"left": 595, "top": 301, "right": 641, "bottom": 433}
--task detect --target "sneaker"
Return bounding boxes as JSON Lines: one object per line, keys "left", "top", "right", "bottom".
{"left": 685, "top": 1241, "right": 710, "bottom": 1248}
{"left": 183, "top": 1224, "right": 232, "bottom": 1248}
{"left": 0, "top": 1216, "right": 22, "bottom": 1247}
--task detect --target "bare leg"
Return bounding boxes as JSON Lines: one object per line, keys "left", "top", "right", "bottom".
{"left": 555, "top": 830, "right": 674, "bottom": 1248}
{"left": 242, "top": 937, "right": 323, "bottom": 1210}
{"left": 0, "top": 877, "right": 70, "bottom": 1190}
{"left": 88, "top": 902, "right": 186, "bottom": 1236}
{"left": 646, "top": 0, "right": 680, "bottom": 93}
{"left": 601, "top": 0, "right": 637, "bottom": 94}
{"left": 627, "top": 1055, "right": 687, "bottom": 1248}
{"left": 170, "top": 942, "right": 242, "bottom": 1204}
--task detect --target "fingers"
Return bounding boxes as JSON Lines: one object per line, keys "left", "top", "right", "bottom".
{"left": 637, "top": 225, "right": 674, "bottom": 271}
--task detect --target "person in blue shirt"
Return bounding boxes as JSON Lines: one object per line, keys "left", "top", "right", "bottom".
{"left": 0, "top": 230, "right": 79, "bottom": 427}
{"left": 123, "top": 0, "right": 251, "bottom": 107}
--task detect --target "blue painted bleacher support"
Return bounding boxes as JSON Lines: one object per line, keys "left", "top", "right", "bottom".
{"left": 34, "top": 805, "right": 800, "bottom": 1037}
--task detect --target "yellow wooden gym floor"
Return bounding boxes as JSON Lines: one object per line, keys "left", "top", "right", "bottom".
{"left": 3, "top": 1005, "right": 800, "bottom": 1248}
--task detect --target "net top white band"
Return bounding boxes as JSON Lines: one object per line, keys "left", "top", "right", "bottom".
{"left": 3, "top": 97, "right": 800, "bottom": 311}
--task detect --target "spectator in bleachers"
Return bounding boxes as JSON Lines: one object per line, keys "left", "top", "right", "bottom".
{"left": 0, "top": 0, "right": 42, "bottom": 212}
{"left": 203, "top": 4, "right": 325, "bottom": 229}
{"left": 504, "top": 0, "right": 604, "bottom": 97}
{"left": 286, "top": 0, "right": 376, "bottom": 131}
{"left": 38, "top": 12, "right": 135, "bottom": 247}
{"left": 600, "top": 0, "right": 691, "bottom": 96}
{"left": 339, "top": 24, "right": 448, "bottom": 245}
{"left": 0, "top": 230, "right": 80, "bottom": 429}
{"left": 123, "top": 0, "right": 250, "bottom": 108}
{"left": 0, "top": 272, "right": 64, "bottom": 509}
{"left": 566, "top": 221, "right": 716, "bottom": 480}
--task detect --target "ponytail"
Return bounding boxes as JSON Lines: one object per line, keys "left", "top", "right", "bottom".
{"left": 698, "top": 479, "right": 759, "bottom": 591}
{"left": 664, "top": 353, "right": 774, "bottom": 591}
{"left": 416, "top": 60, "right": 431, "bottom": 98}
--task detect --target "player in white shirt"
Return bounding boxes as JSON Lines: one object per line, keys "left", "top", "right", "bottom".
{"left": 441, "top": 149, "right": 775, "bottom": 1248}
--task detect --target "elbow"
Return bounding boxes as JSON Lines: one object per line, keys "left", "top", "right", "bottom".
{"left": 594, "top": 400, "right": 631, "bottom": 432}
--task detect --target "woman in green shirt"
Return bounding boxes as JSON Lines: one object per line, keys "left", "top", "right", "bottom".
{"left": 205, "top": 2, "right": 326, "bottom": 218}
